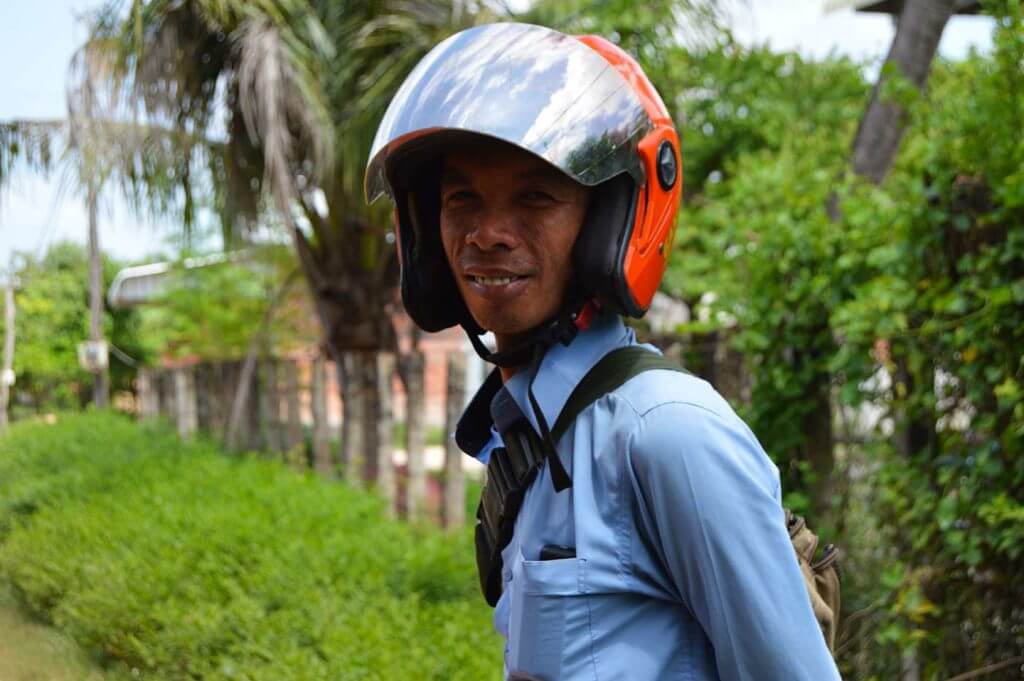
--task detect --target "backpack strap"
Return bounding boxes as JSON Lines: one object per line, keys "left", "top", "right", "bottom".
{"left": 551, "top": 345, "right": 687, "bottom": 441}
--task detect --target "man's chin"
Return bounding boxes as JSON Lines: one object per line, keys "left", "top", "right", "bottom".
{"left": 471, "top": 313, "right": 534, "bottom": 342}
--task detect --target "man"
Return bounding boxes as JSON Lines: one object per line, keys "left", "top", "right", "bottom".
{"left": 365, "top": 22, "right": 841, "bottom": 681}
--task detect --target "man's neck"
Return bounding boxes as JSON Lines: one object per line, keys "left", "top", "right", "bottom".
{"left": 494, "top": 333, "right": 525, "bottom": 381}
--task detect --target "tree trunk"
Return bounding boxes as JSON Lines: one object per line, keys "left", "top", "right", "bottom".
{"left": 289, "top": 223, "right": 399, "bottom": 482}
{"left": 0, "top": 283, "right": 15, "bottom": 431}
{"left": 443, "top": 351, "right": 467, "bottom": 529}
{"left": 712, "top": 329, "right": 745, "bottom": 405}
{"left": 311, "top": 354, "right": 333, "bottom": 477}
{"left": 803, "top": 369, "right": 835, "bottom": 519}
{"left": 901, "top": 647, "right": 921, "bottom": 681}
{"left": 851, "top": 0, "right": 958, "bottom": 183}
{"left": 87, "top": 180, "right": 109, "bottom": 408}
{"left": 225, "top": 273, "right": 298, "bottom": 451}
{"left": 846, "top": 0, "right": 955, "bottom": 468}
{"left": 401, "top": 348, "right": 427, "bottom": 520}
{"left": 894, "top": 351, "right": 935, "bottom": 459}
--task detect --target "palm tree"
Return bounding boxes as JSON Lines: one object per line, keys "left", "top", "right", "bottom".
{"left": 54, "top": 0, "right": 487, "bottom": 483}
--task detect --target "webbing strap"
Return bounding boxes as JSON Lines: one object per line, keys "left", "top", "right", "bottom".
{"left": 551, "top": 346, "right": 687, "bottom": 441}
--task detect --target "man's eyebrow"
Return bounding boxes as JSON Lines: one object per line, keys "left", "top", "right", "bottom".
{"left": 440, "top": 168, "right": 469, "bottom": 186}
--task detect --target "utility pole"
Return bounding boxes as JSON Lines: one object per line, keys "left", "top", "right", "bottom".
{"left": 87, "top": 179, "right": 109, "bottom": 408}
{"left": 0, "top": 278, "right": 15, "bottom": 431}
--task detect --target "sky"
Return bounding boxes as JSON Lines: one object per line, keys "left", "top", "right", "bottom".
{"left": 0, "top": 0, "right": 997, "bottom": 269}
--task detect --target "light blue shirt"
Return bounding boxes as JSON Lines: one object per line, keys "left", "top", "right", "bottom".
{"left": 460, "top": 313, "right": 841, "bottom": 681}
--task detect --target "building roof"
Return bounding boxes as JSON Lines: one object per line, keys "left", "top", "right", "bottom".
{"left": 107, "top": 251, "right": 248, "bottom": 308}
{"left": 824, "top": 0, "right": 981, "bottom": 14}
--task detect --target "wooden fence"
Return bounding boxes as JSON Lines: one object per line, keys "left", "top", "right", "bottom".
{"left": 136, "top": 351, "right": 480, "bottom": 528}
{"left": 133, "top": 332, "right": 749, "bottom": 531}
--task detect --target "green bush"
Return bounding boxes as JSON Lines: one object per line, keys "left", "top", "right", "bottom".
{"left": 0, "top": 412, "right": 501, "bottom": 680}
{"left": 668, "top": 5, "right": 1024, "bottom": 676}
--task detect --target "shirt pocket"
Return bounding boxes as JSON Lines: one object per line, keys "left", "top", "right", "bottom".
{"left": 508, "top": 553, "right": 592, "bottom": 681}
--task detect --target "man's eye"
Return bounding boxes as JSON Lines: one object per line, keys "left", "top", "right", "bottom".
{"left": 444, "top": 190, "right": 475, "bottom": 205}
{"left": 522, "top": 191, "right": 555, "bottom": 203}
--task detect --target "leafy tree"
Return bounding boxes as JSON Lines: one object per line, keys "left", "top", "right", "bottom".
{"left": 0, "top": 242, "right": 148, "bottom": 415}
{"left": 137, "top": 247, "right": 318, "bottom": 361}
{"left": 667, "top": 3, "right": 1024, "bottom": 676}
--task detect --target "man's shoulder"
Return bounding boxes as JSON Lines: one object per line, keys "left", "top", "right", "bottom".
{"left": 610, "top": 362, "right": 734, "bottom": 423}
{"left": 607, "top": 366, "right": 778, "bottom": 490}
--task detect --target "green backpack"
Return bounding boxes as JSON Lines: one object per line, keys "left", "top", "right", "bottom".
{"left": 474, "top": 345, "right": 842, "bottom": 651}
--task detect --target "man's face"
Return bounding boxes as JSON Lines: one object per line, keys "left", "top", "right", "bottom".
{"left": 439, "top": 140, "right": 591, "bottom": 346}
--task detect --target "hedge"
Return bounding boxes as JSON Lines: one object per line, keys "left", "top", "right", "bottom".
{"left": 0, "top": 412, "right": 501, "bottom": 680}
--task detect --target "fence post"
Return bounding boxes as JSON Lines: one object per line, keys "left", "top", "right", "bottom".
{"left": 283, "top": 358, "right": 303, "bottom": 454}
{"left": 194, "top": 363, "right": 212, "bottom": 432}
{"left": 158, "top": 371, "right": 174, "bottom": 421}
{"left": 339, "top": 352, "right": 363, "bottom": 483}
{"left": 137, "top": 368, "right": 159, "bottom": 418}
{"left": 260, "top": 358, "right": 282, "bottom": 452}
{"left": 376, "top": 352, "right": 396, "bottom": 516}
{"left": 311, "top": 354, "right": 333, "bottom": 477}
{"left": 443, "top": 351, "right": 466, "bottom": 529}
{"left": 244, "top": 360, "right": 263, "bottom": 451}
{"left": 403, "top": 349, "right": 427, "bottom": 520}
{"left": 174, "top": 366, "right": 197, "bottom": 439}
{"left": 361, "top": 351, "right": 396, "bottom": 513}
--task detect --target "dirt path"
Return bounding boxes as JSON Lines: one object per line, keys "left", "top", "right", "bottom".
{"left": 0, "top": 585, "right": 125, "bottom": 681}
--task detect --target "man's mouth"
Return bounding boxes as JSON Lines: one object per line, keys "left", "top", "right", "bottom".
{"left": 469, "top": 274, "right": 524, "bottom": 286}
{"left": 463, "top": 269, "right": 531, "bottom": 301}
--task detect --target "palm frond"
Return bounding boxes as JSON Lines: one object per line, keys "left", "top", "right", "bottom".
{"left": 0, "top": 120, "right": 63, "bottom": 191}
{"left": 236, "top": 15, "right": 331, "bottom": 214}
{"left": 71, "top": 0, "right": 335, "bottom": 240}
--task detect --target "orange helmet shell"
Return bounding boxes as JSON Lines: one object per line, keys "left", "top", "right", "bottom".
{"left": 575, "top": 35, "right": 682, "bottom": 314}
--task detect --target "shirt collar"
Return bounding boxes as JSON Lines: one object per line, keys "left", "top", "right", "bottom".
{"left": 455, "top": 312, "right": 635, "bottom": 456}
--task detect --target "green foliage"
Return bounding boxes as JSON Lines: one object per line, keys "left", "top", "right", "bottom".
{"left": 668, "top": 5, "right": 1024, "bottom": 677}
{"left": 674, "top": 42, "right": 869, "bottom": 192}
{"left": 0, "top": 413, "right": 500, "bottom": 680}
{"left": 137, "top": 247, "right": 317, "bottom": 361}
{"left": 1, "top": 242, "right": 148, "bottom": 414}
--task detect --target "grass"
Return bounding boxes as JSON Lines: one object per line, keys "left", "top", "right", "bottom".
{"left": 0, "top": 412, "right": 501, "bottom": 680}
{"left": 0, "top": 583, "right": 129, "bottom": 681}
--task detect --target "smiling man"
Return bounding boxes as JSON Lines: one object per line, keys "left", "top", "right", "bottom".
{"left": 365, "top": 22, "right": 841, "bottom": 681}
{"left": 439, "top": 141, "right": 591, "bottom": 354}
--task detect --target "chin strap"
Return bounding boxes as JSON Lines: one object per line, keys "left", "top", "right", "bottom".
{"left": 463, "top": 298, "right": 596, "bottom": 493}
{"left": 526, "top": 343, "right": 573, "bottom": 491}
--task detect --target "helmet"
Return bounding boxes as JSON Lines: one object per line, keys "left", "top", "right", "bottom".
{"left": 365, "top": 22, "right": 681, "bottom": 340}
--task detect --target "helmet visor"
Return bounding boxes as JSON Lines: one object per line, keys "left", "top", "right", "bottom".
{"left": 365, "top": 22, "right": 653, "bottom": 203}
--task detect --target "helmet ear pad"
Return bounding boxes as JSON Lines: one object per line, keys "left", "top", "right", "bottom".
{"left": 394, "top": 166, "right": 482, "bottom": 334}
{"left": 572, "top": 173, "right": 644, "bottom": 318}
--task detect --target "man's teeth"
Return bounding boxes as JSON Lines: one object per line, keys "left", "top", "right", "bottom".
{"left": 474, "top": 275, "right": 517, "bottom": 286}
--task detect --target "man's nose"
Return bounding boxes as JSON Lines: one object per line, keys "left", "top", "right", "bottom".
{"left": 464, "top": 209, "right": 522, "bottom": 251}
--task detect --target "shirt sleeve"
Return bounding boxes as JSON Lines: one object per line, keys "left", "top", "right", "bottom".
{"left": 626, "top": 401, "right": 841, "bottom": 681}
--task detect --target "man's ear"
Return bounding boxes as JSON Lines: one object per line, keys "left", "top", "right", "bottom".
{"left": 396, "top": 168, "right": 481, "bottom": 334}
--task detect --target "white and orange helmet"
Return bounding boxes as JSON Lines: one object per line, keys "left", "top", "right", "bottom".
{"left": 365, "top": 22, "right": 682, "bottom": 344}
